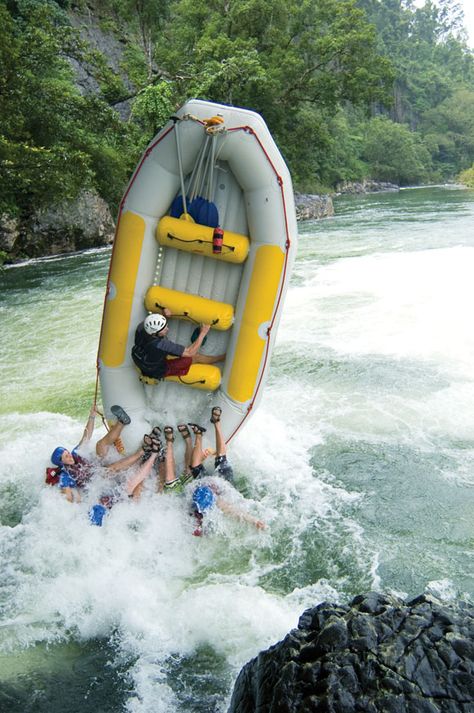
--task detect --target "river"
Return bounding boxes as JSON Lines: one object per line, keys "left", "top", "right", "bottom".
{"left": 0, "top": 186, "right": 473, "bottom": 712}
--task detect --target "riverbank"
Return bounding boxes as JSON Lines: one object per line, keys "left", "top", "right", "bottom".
{"left": 0, "top": 181, "right": 402, "bottom": 265}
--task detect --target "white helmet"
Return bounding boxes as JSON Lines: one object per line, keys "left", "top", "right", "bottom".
{"left": 144, "top": 313, "right": 167, "bottom": 335}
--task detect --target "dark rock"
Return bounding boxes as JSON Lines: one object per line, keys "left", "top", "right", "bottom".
{"left": 451, "top": 638, "right": 474, "bottom": 659}
{"left": 228, "top": 593, "right": 474, "bottom": 713}
{"left": 316, "top": 619, "right": 348, "bottom": 653}
{"left": 294, "top": 193, "right": 335, "bottom": 221}
{"left": 0, "top": 214, "right": 20, "bottom": 254}
{"left": 335, "top": 179, "right": 399, "bottom": 194}
{"left": 68, "top": 10, "right": 136, "bottom": 120}
{"left": 4, "top": 190, "right": 115, "bottom": 262}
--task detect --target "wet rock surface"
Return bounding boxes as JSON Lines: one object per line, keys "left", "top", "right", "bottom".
{"left": 336, "top": 179, "right": 399, "bottom": 194}
{"left": 295, "top": 193, "right": 335, "bottom": 221}
{"left": 228, "top": 592, "right": 474, "bottom": 713}
{"left": 1, "top": 190, "right": 114, "bottom": 262}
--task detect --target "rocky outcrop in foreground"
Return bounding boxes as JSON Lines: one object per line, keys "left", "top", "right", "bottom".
{"left": 229, "top": 592, "right": 474, "bottom": 713}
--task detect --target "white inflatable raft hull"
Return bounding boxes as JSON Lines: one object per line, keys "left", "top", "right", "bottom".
{"left": 98, "top": 100, "right": 298, "bottom": 453}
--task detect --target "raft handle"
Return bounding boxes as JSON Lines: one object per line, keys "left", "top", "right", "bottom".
{"left": 152, "top": 302, "right": 219, "bottom": 327}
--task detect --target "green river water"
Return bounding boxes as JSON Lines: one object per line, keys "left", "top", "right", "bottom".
{"left": 0, "top": 185, "right": 473, "bottom": 712}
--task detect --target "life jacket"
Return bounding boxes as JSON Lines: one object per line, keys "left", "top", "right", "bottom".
{"left": 131, "top": 323, "right": 168, "bottom": 379}
{"left": 65, "top": 454, "right": 93, "bottom": 488}
{"left": 45, "top": 467, "right": 61, "bottom": 486}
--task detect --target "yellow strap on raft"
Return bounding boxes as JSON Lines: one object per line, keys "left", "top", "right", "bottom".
{"left": 203, "top": 116, "right": 224, "bottom": 127}
{"left": 157, "top": 216, "right": 249, "bottom": 264}
{"left": 137, "top": 364, "right": 221, "bottom": 391}
{"left": 145, "top": 285, "right": 234, "bottom": 330}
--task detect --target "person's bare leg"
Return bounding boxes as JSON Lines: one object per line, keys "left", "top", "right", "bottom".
{"left": 131, "top": 481, "right": 144, "bottom": 501}
{"left": 163, "top": 428, "right": 177, "bottom": 484}
{"left": 96, "top": 420, "right": 127, "bottom": 458}
{"left": 125, "top": 452, "right": 158, "bottom": 496}
{"left": 192, "top": 353, "right": 226, "bottom": 365}
{"left": 190, "top": 431, "right": 205, "bottom": 468}
{"left": 156, "top": 462, "right": 166, "bottom": 493}
{"left": 213, "top": 420, "right": 225, "bottom": 457}
{"left": 178, "top": 424, "right": 193, "bottom": 473}
{"left": 105, "top": 448, "right": 144, "bottom": 474}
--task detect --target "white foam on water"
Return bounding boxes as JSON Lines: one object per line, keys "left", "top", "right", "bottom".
{"left": 0, "top": 399, "right": 363, "bottom": 711}
{"left": 277, "top": 246, "right": 474, "bottom": 447}
{"left": 282, "top": 246, "right": 474, "bottom": 373}
{"left": 3, "top": 194, "right": 474, "bottom": 709}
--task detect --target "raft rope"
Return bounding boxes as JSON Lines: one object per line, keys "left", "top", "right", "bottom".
{"left": 171, "top": 116, "right": 189, "bottom": 220}
{"left": 178, "top": 377, "right": 206, "bottom": 386}
{"left": 153, "top": 301, "right": 219, "bottom": 326}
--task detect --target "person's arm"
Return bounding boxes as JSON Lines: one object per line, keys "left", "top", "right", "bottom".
{"left": 60, "top": 487, "right": 74, "bottom": 503}
{"left": 217, "top": 498, "right": 266, "bottom": 529}
{"left": 182, "top": 324, "right": 211, "bottom": 358}
{"left": 77, "top": 405, "right": 97, "bottom": 448}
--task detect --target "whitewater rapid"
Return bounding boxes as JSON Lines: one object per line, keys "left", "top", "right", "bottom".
{"left": 1, "top": 186, "right": 473, "bottom": 712}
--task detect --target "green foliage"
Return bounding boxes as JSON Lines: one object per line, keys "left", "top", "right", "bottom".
{"left": 362, "top": 117, "right": 433, "bottom": 185}
{"left": 0, "top": 0, "right": 138, "bottom": 216}
{"left": 421, "top": 89, "right": 474, "bottom": 176}
{"left": 130, "top": 82, "right": 175, "bottom": 136}
{"left": 2, "top": 0, "right": 474, "bottom": 230}
{"left": 152, "top": 0, "right": 393, "bottom": 184}
{"left": 458, "top": 165, "right": 474, "bottom": 187}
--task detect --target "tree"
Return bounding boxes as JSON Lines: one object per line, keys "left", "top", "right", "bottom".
{"left": 151, "top": 0, "right": 393, "bottom": 187}
{"left": 362, "top": 116, "right": 432, "bottom": 184}
{"left": 0, "top": 1, "right": 138, "bottom": 214}
{"left": 421, "top": 89, "right": 474, "bottom": 176}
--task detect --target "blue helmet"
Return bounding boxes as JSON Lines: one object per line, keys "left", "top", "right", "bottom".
{"left": 51, "top": 446, "right": 67, "bottom": 466}
{"left": 192, "top": 486, "right": 215, "bottom": 513}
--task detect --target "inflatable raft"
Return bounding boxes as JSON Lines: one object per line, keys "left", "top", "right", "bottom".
{"left": 98, "top": 100, "right": 298, "bottom": 452}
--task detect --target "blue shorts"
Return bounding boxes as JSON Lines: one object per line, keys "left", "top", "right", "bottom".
{"left": 190, "top": 456, "right": 234, "bottom": 483}
{"left": 214, "top": 455, "right": 234, "bottom": 483}
{"left": 59, "top": 471, "right": 77, "bottom": 489}
{"left": 190, "top": 463, "right": 209, "bottom": 479}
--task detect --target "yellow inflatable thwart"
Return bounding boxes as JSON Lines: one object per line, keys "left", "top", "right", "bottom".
{"left": 157, "top": 217, "right": 249, "bottom": 264}
{"left": 137, "top": 363, "right": 221, "bottom": 391}
{"left": 145, "top": 285, "right": 234, "bottom": 331}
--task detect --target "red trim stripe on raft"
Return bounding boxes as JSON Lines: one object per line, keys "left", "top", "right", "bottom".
{"left": 224, "top": 125, "right": 292, "bottom": 445}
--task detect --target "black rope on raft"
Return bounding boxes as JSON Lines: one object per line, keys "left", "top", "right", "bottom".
{"left": 178, "top": 378, "right": 206, "bottom": 385}
{"left": 154, "top": 304, "right": 198, "bottom": 324}
{"left": 166, "top": 232, "right": 235, "bottom": 253}
{"left": 153, "top": 304, "right": 219, "bottom": 327}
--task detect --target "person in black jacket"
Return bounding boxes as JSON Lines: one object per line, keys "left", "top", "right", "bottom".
{"left": 131, "top": 309, "right": 225, "bottom": 380}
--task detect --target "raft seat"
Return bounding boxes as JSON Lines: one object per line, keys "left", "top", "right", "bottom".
{"left": 157, "top": 216, "right": 249, "bottom": 264}
{"left": 145, "top": 285, "right": 234, "bottom": 330}
{"left": 136, "top": 363, "right": 221, "bottom": 391}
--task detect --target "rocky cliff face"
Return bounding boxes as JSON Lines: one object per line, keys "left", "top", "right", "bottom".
{"left": 228, "top": 592, "right": 474, "bottom": 713}
{"left": 0, "top": 191, "right": 115, "bottom": 262}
